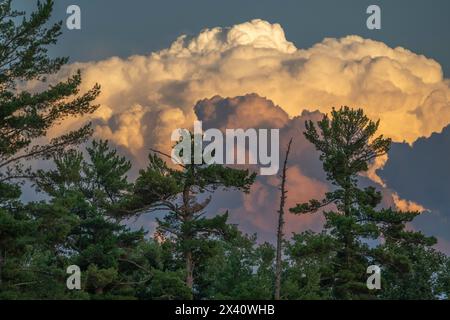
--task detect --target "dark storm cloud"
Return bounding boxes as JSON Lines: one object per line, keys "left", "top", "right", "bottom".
{"left": 380, "top": 125, "right": 450, "bottom": 253}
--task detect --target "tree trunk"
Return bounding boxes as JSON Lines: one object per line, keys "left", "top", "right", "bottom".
{"left": 182, "top": 185, "right": 195, "bottom": 295}
{"left": 343, "top": 176, "right": 352, "bottom": 266}
{"left": 186, "top": 250, "right": 194, "bottom": 290}
{"left": 0, "top": 250, "right": 3, "bottom": 286}
{"left": 274, "top": 138, "right": 292, "bottom": 300}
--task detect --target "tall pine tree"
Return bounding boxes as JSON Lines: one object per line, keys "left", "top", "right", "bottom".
{"left": 128, "top": 140, "right": 255, "bottom": 296}
{"left": 290, "top": 107, "right": 443, "bottom": 299}
{"left": 0, "top": 0, "right": 99, "bottom": 289}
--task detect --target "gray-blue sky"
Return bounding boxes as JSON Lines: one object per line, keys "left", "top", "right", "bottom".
{"left": 381, "top": 125, "right": 450, "bottom": 252}
{"left": 16, "top": 0, "right": 450, "bottom": 75}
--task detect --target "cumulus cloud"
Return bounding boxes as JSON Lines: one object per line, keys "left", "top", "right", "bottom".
{"left": 194, "top": 94, "right": 430, "bottom": 241}
{"left": 193, "top": 94, "right": 329, "bottom": 239}
{"left": 25, "top": 19, "right": 450, "bottom": 159}
{"left": 21, "top": 19, "right": 449, "bottom": 243}
{"left": 94, "top": 104, "right": 146, "bottom": 155}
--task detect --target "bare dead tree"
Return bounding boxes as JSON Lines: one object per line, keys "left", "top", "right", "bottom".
{"left": 274, "top": 137, "right": 293, "bottom": 300}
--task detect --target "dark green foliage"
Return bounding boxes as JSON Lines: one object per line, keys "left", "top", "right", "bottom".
{"left": 196, "top": 230, "right": 275, "bottom": 300}
{"left": 288, "top": 106, "right": 448, "bottom": 299}
{"left": 283, "top": 231, "right": 335, "bottom": 299}
{"left": 32, "top": 141, "right": 148, "bottom": 298}
{"left": 0, "top": 1, "right": 99, "bottom": 296}
{"left": 129, "top": 142, "right": 256, "bottom": 296}
{"left": 0, "top": 0, "right": 449, "bottom": 301}
{"left": 0, "top": 0, "right": 100, "bottom": 184}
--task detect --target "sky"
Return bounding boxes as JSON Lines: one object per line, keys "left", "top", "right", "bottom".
{"left": 15, "top": 1, "right": 450, "bottom": 253}
{"left": 17, "top": 0, "right": 450, "bottom": 75}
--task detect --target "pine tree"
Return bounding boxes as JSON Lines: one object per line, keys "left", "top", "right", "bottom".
{"left": 289, "top": 106, "right": 446, "bottom": 299}
{"left": 33, "top": 141, "right": 146, "bottom": 298}
{"left": 0, "top": 0, "right": 100, "bottom": 182}
{"left": 290, "top": 107, "right": 391, "bottom": 298}
{"left": 196, "top": 229, "right": 275, "bottom": 300}
{"left": 129, "top": 146, "right": 255, "bottom": 296}
{"left": 0, "top": 0, "right": 99, "bottom": 290}
{"left": 372, "top": 209, "right": 449, "bottom": 299}
{"left": 283, "top": 231, "right": 335, "bottom": 299}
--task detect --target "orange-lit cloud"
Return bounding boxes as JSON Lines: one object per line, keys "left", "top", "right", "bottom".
{"left": 194, "top": 94, "right": 330, "bottom": 239}
{"left": 21, "top": 19, "right": 447, "bottom": 242}
{"left": 392, "top": 192, "right": 427, "bottom": 212}
{"left": 24, "top": 19, "right": 450, "bottom": 158}
{"left": 195, "top": 94, "right": 428, "bottom": 238}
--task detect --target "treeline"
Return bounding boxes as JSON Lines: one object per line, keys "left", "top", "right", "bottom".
{"left": 0, "top": 1, "right": 449, "bottom": 300}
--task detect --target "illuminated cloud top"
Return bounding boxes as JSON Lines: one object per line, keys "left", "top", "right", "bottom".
{"left": 27, "top": 19, "right": 448, "bottom": 154}
{"left": 22, "top": 19, "right": 450, "bottom": 251}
